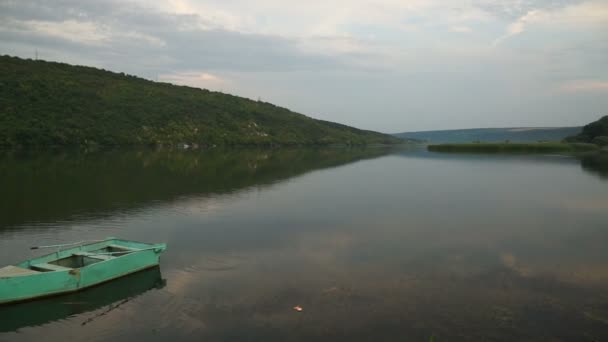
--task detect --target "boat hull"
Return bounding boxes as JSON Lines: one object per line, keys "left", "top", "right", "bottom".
{"left": 0, "top": 267, "right": 165, "bottom": 332}
{"left": 0, "top": 239, "right": 166, "bottom": 305}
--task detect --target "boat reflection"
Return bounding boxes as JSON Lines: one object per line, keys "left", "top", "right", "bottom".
{"left": 0, "top": 267, "right": 165, "bottom": 332}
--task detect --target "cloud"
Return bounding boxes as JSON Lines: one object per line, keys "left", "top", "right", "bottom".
{"left": 559, "top": 80, "right": 608, "bottom": 93}
{"left": 159, "top": 71, "right": 227, "bottom": 90}
{"left": 552, "top": 1, "right": 608, "bottom": 27}
{"left": 492, "top": 9, "right": 543, "bottom": 46}
{"left": 21, "top": 19, "right": 110, "bottom": 45}
{"left": 198, "top": 73, "right": 221, "bottom": 82}
{"left": 449, "top": 25, "right": 473, "bottom": 33}
{"left": 491, "top": 1, "right": 608, "bottom": 46}
{"left": 1, "top": 0, "right": 607, "bottom": 131}
{"left": 474, "top": 0, "right": 584, "bottom": 20}
{"left": 0, "top": 0, "right": 352, "bottom": 77}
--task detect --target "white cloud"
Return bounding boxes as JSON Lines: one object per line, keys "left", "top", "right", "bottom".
{"left": 122, "top": 31, "right": 166, "bottom": 47}
{"left": 449, "top": 25, "right": 473, "bottom": 33}
{"left": 159, "top": 71, "right": 227, "bottom": 90}
{"left": 556, "top": 1, "right": 608, "bottom": 27}
{"left": 198, "top": 72, "right": 221, "bottom": 82}
{"left": 493, "top": 1, "right": 608, "bottom": 46}
{"left": 24, "top": 19, "right": 110, "bottom": 45}
{"left": 493, "top": 9, "right": 543, "bottom": 46}
{"left": 559, "top": 80, "right": 608, "bottom": 93}
{"left": 139, "top": 0, "right": 501, "bottom": 74}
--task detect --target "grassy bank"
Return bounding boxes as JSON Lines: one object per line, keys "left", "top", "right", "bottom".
{"left": 427, "top": 142, "right": 599, "bottom": 153}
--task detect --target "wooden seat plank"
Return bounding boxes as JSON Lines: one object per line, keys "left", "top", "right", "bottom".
{"left": 31, "top": 263, "right": 72, "bottom": 272}
{"left": 0, "top": 266, "right": 40, "bottom": 277}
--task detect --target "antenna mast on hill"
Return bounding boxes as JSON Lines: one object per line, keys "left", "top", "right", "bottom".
{"left": 35, "top": 49, "right": 38, "bottom": 60}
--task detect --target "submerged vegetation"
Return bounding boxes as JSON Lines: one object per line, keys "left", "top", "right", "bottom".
{"left": 427, "top": 142, "right": 599, "bottom": 153}
{"left": 0, "top": 55, "right": 401, "bottom": 147}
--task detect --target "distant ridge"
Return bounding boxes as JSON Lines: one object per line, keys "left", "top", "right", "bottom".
{"left": 0, "top": 55, "right": 401, "bottom": 147}
{"left": 393, "top": 127, "right": 582, "bottom": 143}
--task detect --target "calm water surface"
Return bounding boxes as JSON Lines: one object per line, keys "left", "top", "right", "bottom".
{"left": 1, "top": 148, "right": 607, "bottom": 341}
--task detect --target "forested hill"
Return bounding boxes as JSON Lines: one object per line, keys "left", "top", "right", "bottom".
{"left": 0, "top": 55, "right": 400, "bottom": 147}
{"left": 393, "top": 127, "right": 581, "bottom": 143}
{"left": 565, "top": 115, "right": 608, "bottom": 146}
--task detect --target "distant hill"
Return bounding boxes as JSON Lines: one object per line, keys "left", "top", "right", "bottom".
{"left": 0, "top": 55, "right": 401, "bottom": 147}
{"left": 393, "top": 127, "right": 581, "bottom": 143}
{"left": 565, "top": 116, "right": 608, "bottom": 146}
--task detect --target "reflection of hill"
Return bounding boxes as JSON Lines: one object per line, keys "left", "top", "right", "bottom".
{"left": 395, "top": 147, "right": 582, "bottom": 165}
{"left": 396, "top": 148, "right": 608, "bottom": 182}
{"left": 0, "top": 148, "right": 390, "bottom": 230}
{"left": 580, "top": 152, "right": 608, "bottom": 180}
{"left": 0, "top": 267, "right": 165, "bottom": 332}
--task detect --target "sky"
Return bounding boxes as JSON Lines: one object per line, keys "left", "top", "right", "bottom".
{"left": 0, "top": 0, "right": 607, "bottom": 132}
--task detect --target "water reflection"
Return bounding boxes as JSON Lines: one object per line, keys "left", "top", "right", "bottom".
{"left": 580, "top": 152, "right": 608, "bottom": 180}
{"left": 397, "top": 148, "right": 608, "bottom": 182}
{"left": 1, "top": 148, "right": 608, "bottom": 341}
{"left": 0, "top": 267, "right": 165, "bottom": 333}
{"left": 0, "top": 147, "right": 391, "bottom": 230}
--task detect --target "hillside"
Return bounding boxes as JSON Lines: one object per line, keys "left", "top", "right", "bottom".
{"left": 393, "top": 127, "right": 581, "bottom": 143}
{"left": 565, "top": 116, "right": 608, "bottom": 146}
{"left": 0, "top": 55, "right": 400, "bottom": 147}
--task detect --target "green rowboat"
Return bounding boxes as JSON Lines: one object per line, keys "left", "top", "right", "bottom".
{"left": 0, "top": 237, "right": 167, "bottom": 305}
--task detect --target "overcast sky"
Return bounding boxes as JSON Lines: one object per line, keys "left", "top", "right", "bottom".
{"left": 1, "top": 0, "right": 607, "bottom": 132}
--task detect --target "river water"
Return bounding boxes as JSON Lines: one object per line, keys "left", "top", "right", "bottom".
{"left": 1, "top": 147, "right": 607, "bottom": 341}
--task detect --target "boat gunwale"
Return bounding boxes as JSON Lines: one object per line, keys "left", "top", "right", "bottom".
{"left": 15, "top": 238, "right": 165, "bottom": 270}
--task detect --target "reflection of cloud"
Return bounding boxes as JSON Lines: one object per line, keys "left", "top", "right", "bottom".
{"left": 565, "top": 265, "right": 608, "bottom": 286}
{"left": 500, "top": 250, "right": 608, "bottom": 288}
{"left": 165, "top": 253, "right": 247, "bottom": 295}
{"left": 168, "top": 196, "right": 225, "bottom": 215}
{"left": 501, "top": 253, "right": 532, "bottom": 277}
{"left": 560, "top": 198, "right": 608, "bottom": 212}
{"left": 294, "top": 231, "right": 355, "bottom": 265}
{"left": 163, "top": 229, "right": 357, "bottom": 300}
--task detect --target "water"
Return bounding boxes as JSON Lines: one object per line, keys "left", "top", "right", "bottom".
{"left": 1, "top": 148, "right": 607, "bottom": 341}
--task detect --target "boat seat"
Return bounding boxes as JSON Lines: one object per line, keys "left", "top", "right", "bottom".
{"left": 73, "top": 252, "right": 115, "bottom": 261}
{"left": 30, "top": 263, "right": 73, "bottom": 272}
{"left": 0, "top": 265, "right": 40, "bottom": 277}
{"left": 108, "top": 244, "right": 140, "bottom": 251}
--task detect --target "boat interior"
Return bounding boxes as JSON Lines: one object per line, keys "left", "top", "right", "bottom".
{"left": 0, "top": 244, "right": 138, "bottom": 276}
